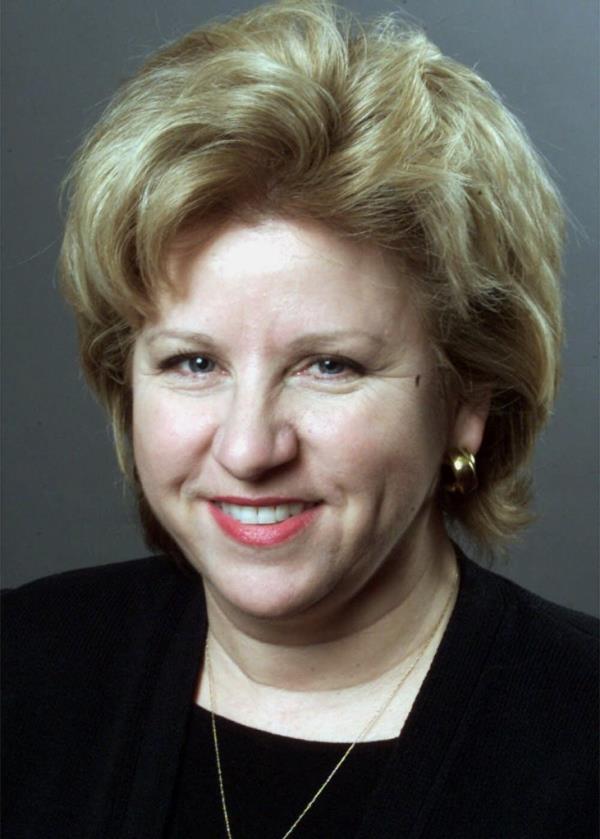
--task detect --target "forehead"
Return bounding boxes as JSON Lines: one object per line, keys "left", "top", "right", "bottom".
{"left": 166, "top": 217, "right": 394, "bottom": 286}
{"left": 151, "top": 217, "right": 425, "bottom": 345}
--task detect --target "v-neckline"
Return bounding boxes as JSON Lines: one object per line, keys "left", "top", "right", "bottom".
{"left": 354, "top": 549, "right": 507, "bottom": 838}
{"left": 114, "top": 550, "right": 508, "bottom": 839}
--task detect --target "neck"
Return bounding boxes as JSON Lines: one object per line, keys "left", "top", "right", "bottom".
{"left": 202, "top": 524, "right": 458, "bottom": 695}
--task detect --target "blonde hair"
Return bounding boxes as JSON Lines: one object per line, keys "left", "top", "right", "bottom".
{"left": 60, "top": 0, "right": 564, "bottom": 551}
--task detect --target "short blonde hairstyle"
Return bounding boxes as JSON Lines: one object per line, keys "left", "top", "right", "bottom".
{"left": 60, "top": 0, "right": 564, "bottom": 551}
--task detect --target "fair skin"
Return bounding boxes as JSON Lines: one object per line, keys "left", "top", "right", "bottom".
{"left": 132, "top": 217, "right": 487, "bottom": 741}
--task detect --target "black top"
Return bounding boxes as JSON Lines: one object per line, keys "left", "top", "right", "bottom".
{"left": 166, "top": 706, "right": 395, "bottom": 838}
{"left": 2, "top": 550, "right": 598, "bottom": 838}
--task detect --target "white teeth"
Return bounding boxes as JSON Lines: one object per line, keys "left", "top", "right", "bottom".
{"left": 239, "top": 506, "right": 259, "bottom": 524}
{"left": 218, "top": 502, "right": 313, "bottom": 525}
{"left": 275, "top": 505, "right": 290, "bottom": 522}
{"left": 257, "top": 507, "right": 274, "bottom": 524}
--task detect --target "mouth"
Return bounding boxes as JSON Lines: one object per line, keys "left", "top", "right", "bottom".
{"left": 208, "top": 498, "right": 321, "bottom": 547}
{"left": 213, "top": 500, "right": 317, "bottom": 525}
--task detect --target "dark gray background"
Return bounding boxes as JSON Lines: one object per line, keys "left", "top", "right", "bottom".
{"left": 2, "top": 0, "right": 598, "bottom": 616}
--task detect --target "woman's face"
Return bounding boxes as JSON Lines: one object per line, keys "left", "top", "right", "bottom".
{"left": 132, "top": 218, "right": 483, "bottom": 622}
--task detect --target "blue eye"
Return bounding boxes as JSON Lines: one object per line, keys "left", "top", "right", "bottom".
{"left": 186, "top": 355, "right": 215, "bottom": 374}
{"left": 315, "top": 358, "right": 348, "bottom": 375}
{"left": 307, "top": 357, "right": 364, "bottom": 379}
{"left": 158, "top": 353, "right": 217, "bottom": 375}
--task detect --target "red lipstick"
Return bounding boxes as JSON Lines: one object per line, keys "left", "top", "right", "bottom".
{"left": 208, "top": 499, "right": 320, "bottom": 547}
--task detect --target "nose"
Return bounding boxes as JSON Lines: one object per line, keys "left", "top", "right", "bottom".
{"left": 212, "top": 386, "right": 299, "bottom": 481}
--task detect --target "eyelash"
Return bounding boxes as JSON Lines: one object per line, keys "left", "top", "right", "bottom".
{"left": 158, "top": 353, "right": 217, "bottom": 375}
{"left": 157, "top": 352, "right": 364, "bottom": 379}
{"left": 303, "top": 357, "right": 364, "bottom": 378}
{"left": 158, "top": 352, "right": 214, "bottom": 372}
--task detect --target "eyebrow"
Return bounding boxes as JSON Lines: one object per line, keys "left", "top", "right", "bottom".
{"left": 143, "top": 328, "right": 386, "bottom": 351}
{"left": 286, "top": 330, "right": 386, "bottom": 351}
{"left": 143, "top": 329, "right": 218, "bottom": 348}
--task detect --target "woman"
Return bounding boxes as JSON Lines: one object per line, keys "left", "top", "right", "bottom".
{"left": 2, "top": 2, "right": 597, "bottom": 837}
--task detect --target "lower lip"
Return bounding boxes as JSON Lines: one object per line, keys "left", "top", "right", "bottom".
{"left": 208, "top": 503, "right": 321, "bottom": 547}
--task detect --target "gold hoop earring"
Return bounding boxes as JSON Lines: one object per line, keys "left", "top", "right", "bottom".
{"left": 444, "top": 449, "right": 477, "bottom": 494}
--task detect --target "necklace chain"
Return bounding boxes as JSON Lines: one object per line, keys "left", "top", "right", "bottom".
{"left": 205, "top": 571, "right": 459, "bottom": 839}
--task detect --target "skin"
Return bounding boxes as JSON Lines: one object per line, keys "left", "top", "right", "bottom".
{"left": 132, "top": 217, "right": 487, "bottom": 740}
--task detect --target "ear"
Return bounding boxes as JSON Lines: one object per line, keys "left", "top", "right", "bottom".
{"left": 449, "top": 392, "right": 491, "bottom": 455}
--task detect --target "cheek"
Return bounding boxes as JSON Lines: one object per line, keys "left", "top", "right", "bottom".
{"left": 132, "top": 391, "right": 215, "bottom": 488}
{"left": 302, "top": 392, "right": 424, "bottom": 480}
{"left": 303, "top": 385, "right": 448, "bottom": 501}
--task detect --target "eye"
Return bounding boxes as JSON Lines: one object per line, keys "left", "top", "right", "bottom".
{"left": 158, "top": 353, "right": 217, "bottom": 375}
{"left": 185, "top": 355, "right": 215, "bottom": 374}
{"left": 306, "top": 357, "right": 363, "bottom": 378}
{"left": 314, "top": 358, "right": 348, "bottom": 375}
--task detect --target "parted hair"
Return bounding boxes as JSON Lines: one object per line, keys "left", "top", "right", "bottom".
{"left": 60, "top": 0, "right": 565, "bottom": 551}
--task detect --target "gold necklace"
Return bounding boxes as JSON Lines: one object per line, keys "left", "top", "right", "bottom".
{"left": 205, "top": 571, "right": 458, "bottom": 839}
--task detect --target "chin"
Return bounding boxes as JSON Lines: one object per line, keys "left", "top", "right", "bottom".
{"left": 202, "top": 563, "right": 337, "bottom": 623}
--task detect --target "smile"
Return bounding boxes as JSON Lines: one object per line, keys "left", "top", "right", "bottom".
{"left": 208, "top": 499, "right": 321, "bottom": 547}
{"left": 214, "top": 501, "right": 315, "bottom": 525}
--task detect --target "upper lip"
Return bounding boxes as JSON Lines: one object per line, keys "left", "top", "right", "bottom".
{"left": 211, "top": 496, "right": 318, "bottom": 506}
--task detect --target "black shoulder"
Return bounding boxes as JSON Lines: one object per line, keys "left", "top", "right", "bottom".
{"left": 461, "top": 551, "right": 597, "bottom": 636}
{"left": 3, "top": 554, "right": 193, "bottom": 605}
{"left": 457, "top": 552, "right": 598, "bottom": 694}
{"left": 478, "top": 563, "right": 599, "bottom": 688}
{"left": 518, "top": 586, "right": 599, "bottom": 640}
{"left": 1, "top": 556, "right": 202, "bottom": 659}
{"left": 494, "top": 570, "right": 598, "bottom": 642}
